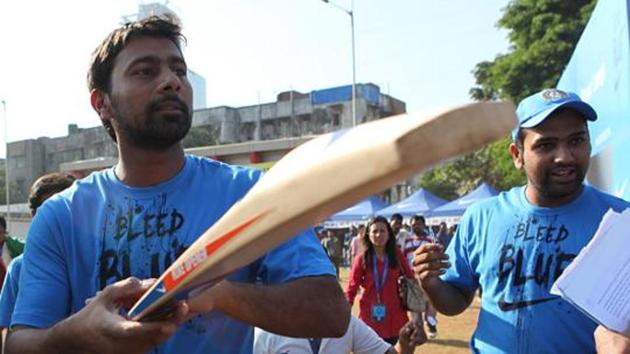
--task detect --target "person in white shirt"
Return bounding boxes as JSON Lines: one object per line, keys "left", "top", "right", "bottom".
{"left": 253, "top": 315, "right": 425, "bottom": 354}
{"left": 390, "top": 214, "right": 411, "bottom": 251}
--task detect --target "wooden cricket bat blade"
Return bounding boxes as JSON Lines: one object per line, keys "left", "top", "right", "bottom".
{"left": 129, "top": 101, "right": 516, "bottom": 320}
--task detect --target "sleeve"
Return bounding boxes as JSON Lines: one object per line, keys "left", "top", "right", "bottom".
{"left": 255, "top": 227, "right": 335, "bottom": 284}
{"left": 350, "top": 316, "right": 393, "bottom": 354}
{"left": 6, "top": 236, "right": 25, "bottom": 259}
{"left": 0, "top": 257, "right": 22, "bottom": 327}
{"left": 252, "top": 327, "right": 271, "bottom": 354}
{"left": 398, "top": 250, "right": 414, "bottom": 278}
{"left": 345, "top": 254, "right": 364, "bottom": 305}
{"left": 11, "top": 203, "right": 71, "bottom": 328}
{"left": 439, "top": 208, "right": 479, "bottom": 292}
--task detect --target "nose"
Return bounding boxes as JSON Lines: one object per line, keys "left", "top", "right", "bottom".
{"left": 554, "top": 143, "right": 575, "bottom": 164}
{"left": 158, "top": 68, "right": 182, "bottom": 93}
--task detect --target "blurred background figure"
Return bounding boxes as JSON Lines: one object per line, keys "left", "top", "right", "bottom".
{"left": 253, "top": 315, "right": 426, "bottom": 354}
{"left": 346, "top": 216, "right": 421, "bottom": 344}
{"left": 435, "top": 222, "right": 452, "bottom": 248}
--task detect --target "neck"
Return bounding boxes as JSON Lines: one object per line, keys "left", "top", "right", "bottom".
{"left": 525, "top": 184, "right": 584, "bottom": 208}
{"left": 373, "top": 246, "right": 385, "bottom": 259}
{"left": 115, "top": 142, "right": 186, "bottom": 187}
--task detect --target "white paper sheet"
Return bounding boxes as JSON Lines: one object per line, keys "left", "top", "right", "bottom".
{"left": 551, "top": 208, "right": 630, "bottom": 335}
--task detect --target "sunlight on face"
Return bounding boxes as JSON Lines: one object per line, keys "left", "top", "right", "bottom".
{"left": 368, "top": 221, "right": 390, "bottom": 248}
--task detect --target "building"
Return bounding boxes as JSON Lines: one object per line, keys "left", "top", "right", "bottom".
{"left": 7, "top": 83, "right": 406, "bottom": 201}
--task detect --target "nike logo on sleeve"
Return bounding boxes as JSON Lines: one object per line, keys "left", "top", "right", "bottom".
{"left": 498, "top": 295, "right": 558, "bottom": 311}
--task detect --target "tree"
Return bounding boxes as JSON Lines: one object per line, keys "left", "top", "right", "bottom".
{"left": 183, "top": 125, "right": 219, "bottom": 148}
{"left": 417, "top": 137, "right": 526, "bottom": 200}
{"left": 419, "top": 0, "right": 596, "bottom": 199}
{"left": 470, "top": 0, "right": 596, "bottom": 103}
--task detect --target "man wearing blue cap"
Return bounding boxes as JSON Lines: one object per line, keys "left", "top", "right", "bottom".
{"left": 412, "top": 89, "right": 630, "bottom": 353}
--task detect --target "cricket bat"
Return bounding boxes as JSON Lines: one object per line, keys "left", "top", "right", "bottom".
{"left": 128, "top": 101, "right": 517, "bottom": 320}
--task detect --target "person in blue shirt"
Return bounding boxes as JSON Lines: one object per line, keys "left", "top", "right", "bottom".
{"left": 412, "top": 89, "right": 629, "bottom": 353}
{"left": 0, "top": 172, "right": 76, "bottom": 353}
{"left": 5, "top": 15, "right": 349, "bottom": 354}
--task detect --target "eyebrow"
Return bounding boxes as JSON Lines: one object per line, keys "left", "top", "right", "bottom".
{"left": 125, "top": 55, "right": 187, "bottom": 72}
{"left": 532, "top": 129, "right": 588, "bottom": 144}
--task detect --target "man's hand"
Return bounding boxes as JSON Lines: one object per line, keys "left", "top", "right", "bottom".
{"left": 393, "top": 320, "right": 427, "bottom": 354}
{"left": 74, "top": 277, "right": 189, "bottom": 353}
{"left": 412, "top": 243, "right": 450, "bottom": 288}
{"left": 594, "top": 326, "right": 630, "bottom": 354}
{"left": 7, "top": 277, "right": 189, "bottom": 354}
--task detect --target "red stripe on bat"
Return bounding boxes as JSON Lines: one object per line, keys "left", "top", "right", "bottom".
{"left": 163, "top": 211, "right": 269, "bottom": 291}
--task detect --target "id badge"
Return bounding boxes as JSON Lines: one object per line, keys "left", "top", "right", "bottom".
{"left": 371, "top": 303, "right": 386, "bottom": 322}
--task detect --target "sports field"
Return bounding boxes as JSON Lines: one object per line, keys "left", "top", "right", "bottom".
{"left": 338, "top": 267, "right": 478, "bottom": 354}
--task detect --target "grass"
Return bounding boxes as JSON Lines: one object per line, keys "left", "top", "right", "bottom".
{"left": 338, "top": 266, "right": 478, "bottom": 354}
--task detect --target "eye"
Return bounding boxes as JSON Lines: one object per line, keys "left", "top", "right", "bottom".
{"left": 171, "top": 64, "right": 188, "bottom": 77}
{"left": 533, "top": 141, "right": 554, "bottom": 151}
{"left": 569, "top": 136, "right": 586, "bottom": 146}
{"left": 133, "top": 66, "right": 157, "bottom": 77}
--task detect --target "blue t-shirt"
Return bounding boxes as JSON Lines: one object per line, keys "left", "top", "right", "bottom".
{"left": 12, "top": 155, "right": 334, "bottom": 354}
{"left": 442, "top": 185, "right": 629, "bottom": 354}
{"left": 0, "top": 255, "right": 22, "bottom": 327}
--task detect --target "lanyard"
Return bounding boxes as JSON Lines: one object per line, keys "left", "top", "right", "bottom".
{"left": 308, "top": 338, "right": 322, "bottom": 354}
{"left": 371, "top": 252, "right": 389, "bottom": 303}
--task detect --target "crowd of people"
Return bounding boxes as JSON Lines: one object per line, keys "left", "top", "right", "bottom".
{"left": 0, "top": 14, "right": 627, "bottom": 354}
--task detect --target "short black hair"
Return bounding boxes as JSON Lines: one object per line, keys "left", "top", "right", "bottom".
{"left": 410, "top": 214, "right": 425, "bottom": 224}
{"left": 390, "top": 213, "right": 403, "bottom": 222}
{"left": 28, "top": 172, "right": 76, "bottom": 216}
{"left": 87, "top": 15, "right": 186, "bottom": 142}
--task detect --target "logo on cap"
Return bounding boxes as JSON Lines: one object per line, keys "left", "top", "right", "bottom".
{"left": 541, "top": 89, "right": 569, "bottom": 102}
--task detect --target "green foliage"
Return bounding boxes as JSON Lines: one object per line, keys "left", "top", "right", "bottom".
{"left": 417, "top": 137, "right": 526, "bottom": 200}
{"left": 183, "top": 125, "right": 219, "bottom": 148}
{"left": 420, "top": 0, "right": 595, "bottom": 199}
{"left": 470, "top": 0, "right": 596, "bottom": 103}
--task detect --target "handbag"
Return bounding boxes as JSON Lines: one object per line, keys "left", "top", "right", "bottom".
{"left": 397, "top": 261, "right": 426, "bottom": 312}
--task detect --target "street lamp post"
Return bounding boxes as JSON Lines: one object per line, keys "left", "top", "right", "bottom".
{"left": 322, "top": 0, "right": 357, "bottom": 127}
{"left": 1, "top": 100, "right": 9, "bottom": 228}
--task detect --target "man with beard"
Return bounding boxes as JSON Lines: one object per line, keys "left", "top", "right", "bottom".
{"left": 401, "top": 215, "right": 438, "bottom": 339}
{"left": 412, "top": 89, "right": 629, "bottom": 353}
{"left": 6, "top": 16, "right": 349, "bottom": 354}
{"left": 390, "top": 213, "right": 410, "bottom": 252}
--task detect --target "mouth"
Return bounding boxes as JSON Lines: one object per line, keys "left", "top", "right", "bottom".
{"left": 152, "top": 98, "right": 188, "bottom": 115}
{"left": 550, "top": 166, "right": 577, "bottom": 183}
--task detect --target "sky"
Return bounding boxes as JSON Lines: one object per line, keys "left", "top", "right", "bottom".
{"left": 0, "top": 0, "right": 509, "bottom": 157}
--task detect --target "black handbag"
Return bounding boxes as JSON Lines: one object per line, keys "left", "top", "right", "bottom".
{"left": 397, "top": 262, "right": 426, "bottom": 312}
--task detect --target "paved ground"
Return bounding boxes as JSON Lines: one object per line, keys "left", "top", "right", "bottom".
{"left": 338, "top": 266, "right": 478, "bottom": 354}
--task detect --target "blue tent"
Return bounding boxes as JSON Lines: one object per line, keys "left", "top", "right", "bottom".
{"left": 557, "top": 0, "right": 630, "bottom": 201}
{"left": 328, "top": 196, "right": 389, "bottom": 221}
{"left": 378, "top": 188, "right": 447, "bottom": 218}
{"left": 430, "top": 182, "right": 498, "bottom": 217}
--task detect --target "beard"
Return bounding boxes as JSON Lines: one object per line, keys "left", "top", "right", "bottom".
{"left": 111, "top": 95, "right": 192, "bottom": 150}
{"left": 531, "top": 162, "right": 587, "bottom": 200}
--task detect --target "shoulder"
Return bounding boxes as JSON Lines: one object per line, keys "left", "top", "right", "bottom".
{"left": 583, "top": 185, "right": 630, "bottom": 211}
{"left": 185, "top": 154, "right": 263, "bottom": 180}
{"left": 461, "top": 186, "right": 522, "bottom": 220}
{"left": 7, "top": 255, "right": 23, "bottom": 274}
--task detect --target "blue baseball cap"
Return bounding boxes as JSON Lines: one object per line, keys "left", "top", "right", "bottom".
{"left": 513, "top": 89, "right": 597, "bottom": 139}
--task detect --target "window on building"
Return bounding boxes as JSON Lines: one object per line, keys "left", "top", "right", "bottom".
{"left": 10, "top": 155, "right": 26, "bottom": 169}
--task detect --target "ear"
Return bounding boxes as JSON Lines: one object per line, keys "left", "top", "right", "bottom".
{"left": 90, "top": 89, "right": 112, "bottom": 121}
{"left": 509, "top": 142, "right": 523, "bottom": 170}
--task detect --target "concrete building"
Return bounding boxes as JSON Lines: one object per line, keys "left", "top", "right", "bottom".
{"left": 7, "top": 83, "right": 406, "bottom": 201}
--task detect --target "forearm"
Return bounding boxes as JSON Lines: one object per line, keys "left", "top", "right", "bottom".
{"left": 6, "top": 320, "right": 86, "bottom": 354}
{"left": 214, "top": 276, "right": 350, "bottom": 337}
{"left": 422, "top": 278, "right": 473, "bottom": 316}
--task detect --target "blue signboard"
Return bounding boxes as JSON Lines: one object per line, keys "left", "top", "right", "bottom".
{"left": 557, "top": 0, "right": 630, "bottom": 200}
